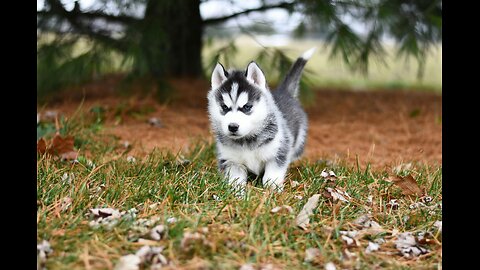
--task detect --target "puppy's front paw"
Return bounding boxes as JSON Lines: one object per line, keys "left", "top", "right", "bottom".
{"left": 263, "top": 173, "right": 284, "bottom": 192}
{"left": 262, "top": 178, "right": 284, "bottom": 193}
{"left": 229, "top": 182, "right": 246, "bottom": 198}
{"left": 224, "top": 163, "right": 248, "bottom": 198}
{"left": 262, "top": 163, "right": 287, "bottom": 193}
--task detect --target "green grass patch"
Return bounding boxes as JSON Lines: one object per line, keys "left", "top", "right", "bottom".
{"left": 37, "top": 113, "right": 442, "bottom": 269}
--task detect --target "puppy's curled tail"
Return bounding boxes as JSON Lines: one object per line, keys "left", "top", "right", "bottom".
{"left": 277, "top": 47, "right": 316, "bottom": 98}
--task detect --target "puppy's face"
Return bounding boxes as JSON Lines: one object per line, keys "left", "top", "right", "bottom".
{"left": 208, "top": 62, "right": 269, "bottom": 139}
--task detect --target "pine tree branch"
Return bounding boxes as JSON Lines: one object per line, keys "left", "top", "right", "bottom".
{"left": 39, "top": 0, "right": 130, "bottom": 52}
{"left": 202, "top": 1, "right": 295, "bottom": 25}
{"left": 37, "top": 10, "right": 141, "bottom": 25}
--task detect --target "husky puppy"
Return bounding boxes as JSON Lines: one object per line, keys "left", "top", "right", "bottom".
{"left": 207, "top": 47, "right": 316, "bottom": 195}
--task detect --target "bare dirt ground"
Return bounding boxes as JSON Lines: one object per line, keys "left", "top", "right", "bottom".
{"left": 40, "top": 75, "right": 442, "bottom": 170}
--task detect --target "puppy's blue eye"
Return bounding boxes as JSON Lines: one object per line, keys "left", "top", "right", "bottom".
{"left": 221, "top": 104, "right": 230, "bottom": 112}
{"left": 242, "top": 104, "right": 253, "bottom": 112}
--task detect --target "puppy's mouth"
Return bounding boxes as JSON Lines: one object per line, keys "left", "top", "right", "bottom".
{"left": 227, "top": 132, "right": 242, "bottom": 139}
{"left": 226, "top": 130, "right": 248, "bottom": 139}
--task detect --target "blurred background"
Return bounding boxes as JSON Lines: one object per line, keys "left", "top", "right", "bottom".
{"left": 37, "top": 0, "right": 442, "bottom": 167}
{"left": 37, "top": 0, "right": 442, "bottom": 101}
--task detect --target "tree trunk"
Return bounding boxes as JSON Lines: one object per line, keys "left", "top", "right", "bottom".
{"left": 141, "top": 0, "right": 203, "bottom": 78}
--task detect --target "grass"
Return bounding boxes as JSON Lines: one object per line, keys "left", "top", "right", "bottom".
{"left": 37, "top": 108, "right": 442, "bottom": 269}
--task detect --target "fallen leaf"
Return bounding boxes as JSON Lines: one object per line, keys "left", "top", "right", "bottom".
{"left": 37, "top": 240, "right": 53, "bottom": 269}
{"left": 296, "top": 194, "right": 321, "bottom": 230}
{"left": 37, "top": 240, "right": 52, "bottom": 257}
{"left": 395, "top": 232, "right": 429, "bottom": 258}
{"left": 341, "top": 235, "right": 357, "bottom": 246}
{"left": 60, "top": 151, "right": 79, "bottom": 161}
{"left": 176, "top": 155, "right": 191, "bottom": 166}
{"left": 61, "top": 172, "right": 75, "bottom": 184}
{"left": 180, "top": 228, "right": 212, "bottom": 251}
{"left": 180, "top": 232, "right": 206, "bottom": 250}
{"left": 367, "top": 195, "right": 373, "bottom": 205}
{"left": 114, "top": 254, "right": 141, "bottom": 270}
{"left": 365, "top": 241, "right": 380, "bottom": 253}
{"left": 51, "top": 134, "right": 75, "bottom": 156}
{"left": 148, "top": 117, "right": 163, "bottom": 128}
{"left": 43, "top": 110, "right": 59, "bottom": 121}
{"left": 114, "top": 245, "right": 169, "bottom": 270}
{"left": 37, "top": 138, "right": 46, "bottom": 154}
{"left": 135, "top": 245, "right": 167, "bottom": 265}
{"left": 433, "top": 221, "right": 442, "bottom": 232}
{"left": 88, "top": 208, "right": 137, "bottom": 230}
{"left": 149, "top": 225, "right": 167, "bottom": 241}
{"left": 136, "top": 238, "right": 161, "bottom": 245}
{"left": 90, "top": 208, "right": 122, "bottom": 218}
{"left": 86, "top": 159, "right": 96, "bottom": 169}
{"left": 271, "top": 205, "right": 294, "bottom": 214}
{"left": 343, "top": 249, "right": 357, "bottom": 259}
{"left": 166, "top": 217, "right": 177, "bottom": 224}
{"left": 324, "top": 187, "right": 351, "bottom": 203}
{"left": 353, "top": 214, "right": 370, "bottom": 226}
{"left": 304, "top": 247, "right": 322, "bottom": 263}
{"left": 409, "top": 202, "right": 426, "bottom": 209}
{"left": 352, "top": 214, "right": 383, "bottom": 234}
{"left": 240, "top": 263, "right": 256, "bottom": 270}
{"left": 123, "top": 208, "right": 138, "bottom": 220}
{"left": 375, "top": 238, "right": 386, "bottom": 244}
{"left": 325, "top": 262, "right": 336, "bottom": 270}
{"left": 387, "top": 174, "right": 423, "bottom": 196}
{"left": 122, "top": 141, "right": 131, "bottom": 148}
{"left": 37, "top": 134, "right": 79, "bottom": 161}
{"left": 421, "top": 196, "right": 433, "bottom": 203}
{"left": 339, "top": 230, "right": 358, "bottom": 238}
{"left": 386, "top": 199, "right": 399, "bottom": 210}
{"left": 259, "top": 264, "right": 282, "bottom": 270}
{"left": 320, "top": 169, "right": 337, "bottom": 183}
{"left": 393, "top": 163, "right": 412, "bottom": 174}
{"left": 60, "top": 197, "right": 72, "bottom": 212}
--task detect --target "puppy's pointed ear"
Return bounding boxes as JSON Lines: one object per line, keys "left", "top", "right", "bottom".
{"left": 245, "top": 61, "right": 266, "bottom": 89}
{"left": 211, "top": 63, "right": 228, "bottom": 89}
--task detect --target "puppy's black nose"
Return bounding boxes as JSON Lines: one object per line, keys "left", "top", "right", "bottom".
{"left": 228, "top": 123, "right": 239, "bottom": 133}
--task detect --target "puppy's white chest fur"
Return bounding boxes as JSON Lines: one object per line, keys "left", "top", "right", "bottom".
{"left": 217, "top": 135, "right": 281, "bottom": 175}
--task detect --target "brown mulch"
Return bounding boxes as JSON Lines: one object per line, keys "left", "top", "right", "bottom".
{"left": 39, "top": 76, "right": 442, "bottom": 170}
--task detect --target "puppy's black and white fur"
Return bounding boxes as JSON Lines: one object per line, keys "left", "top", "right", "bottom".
{"left": 207, "top": 47, "right": 315, "bottom": 195}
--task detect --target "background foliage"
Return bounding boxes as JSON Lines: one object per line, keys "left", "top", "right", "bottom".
{"left": 37, "top": 0, "right": 442, "bottom": 100}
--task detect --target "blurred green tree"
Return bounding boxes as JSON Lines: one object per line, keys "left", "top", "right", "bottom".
{"left": 37, "top": 0, "right": 441, "bottom": 97}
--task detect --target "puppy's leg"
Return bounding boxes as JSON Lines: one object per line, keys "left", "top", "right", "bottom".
{"left": 262, "top": 160, "right": 288, "bottom": 192}
{"left": 224, "top": 163, "right": 248, "bottom": 197}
